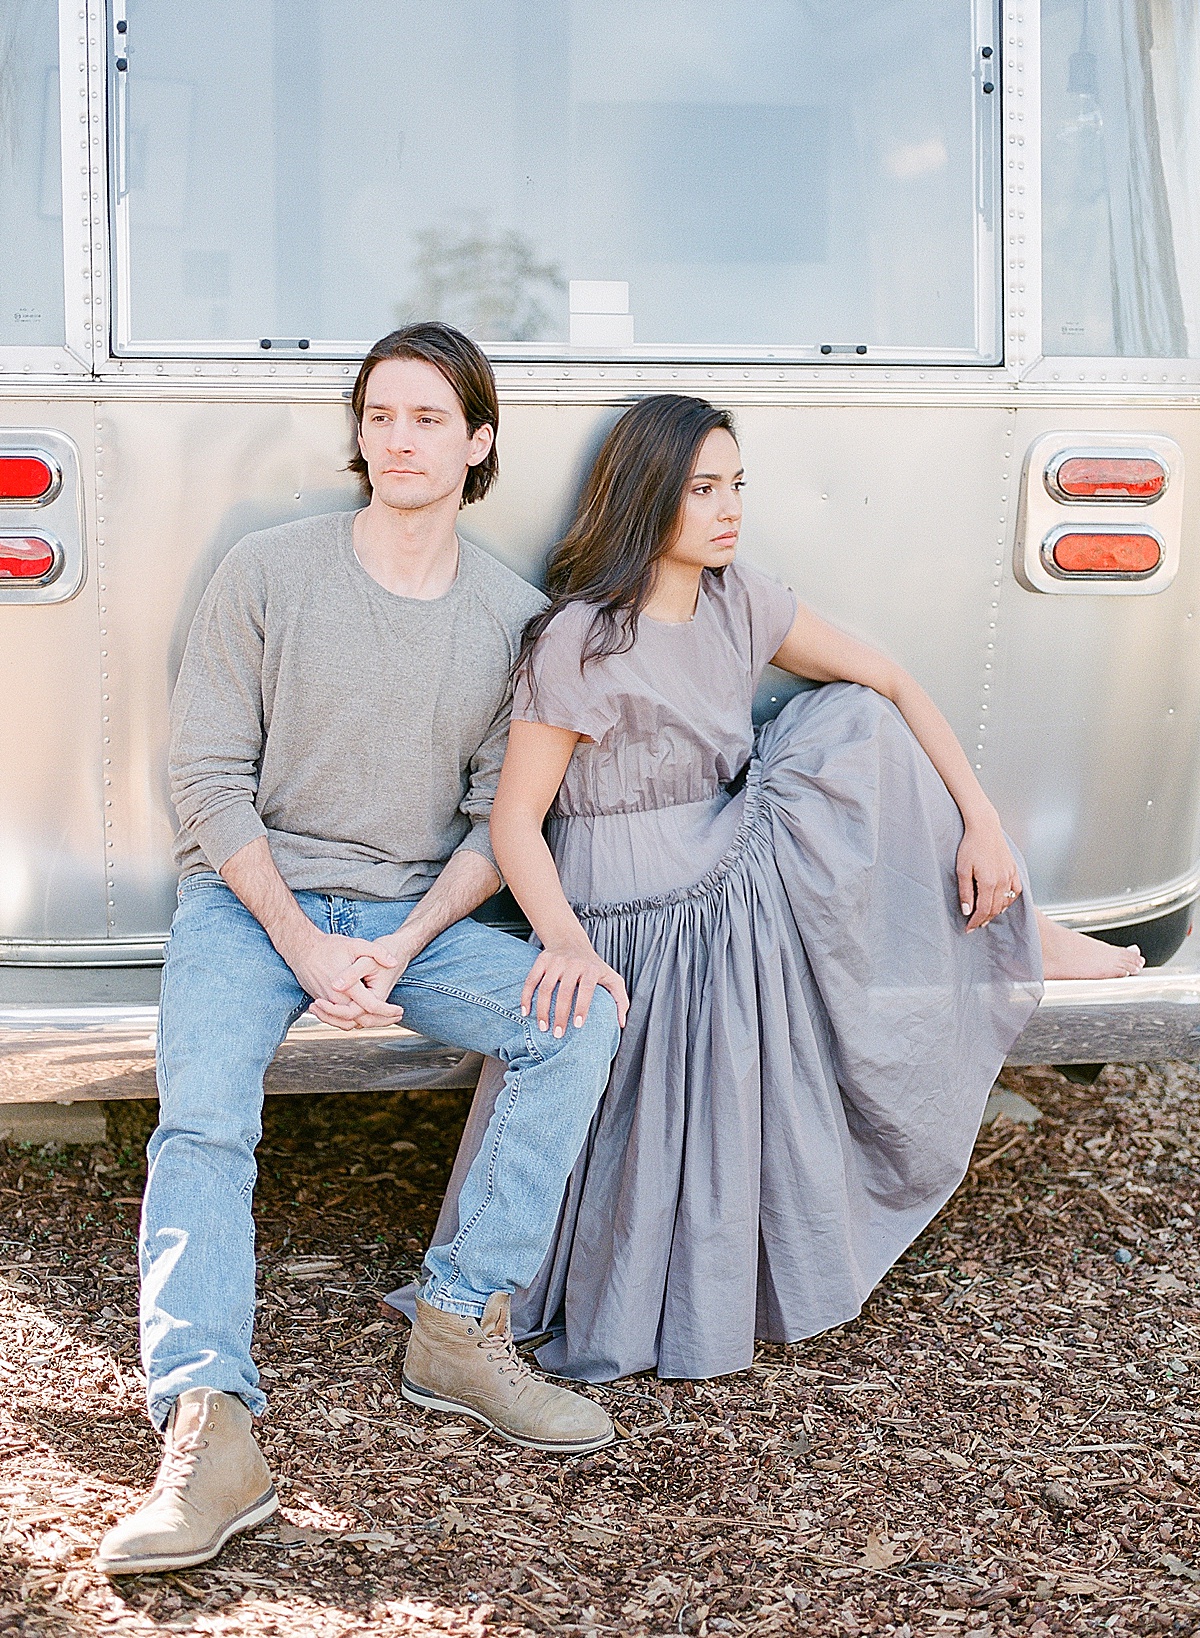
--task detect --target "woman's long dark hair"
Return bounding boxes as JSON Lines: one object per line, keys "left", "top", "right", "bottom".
{"left": 517, "top": 394, "right": 736, "bottom": 684}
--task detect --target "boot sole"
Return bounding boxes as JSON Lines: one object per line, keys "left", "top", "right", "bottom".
{"left": 400, "top": 1375, "right": 614, "bottom": 1454}
{"left": 95, "top": 1486, "right": 279, "bottom": 1576}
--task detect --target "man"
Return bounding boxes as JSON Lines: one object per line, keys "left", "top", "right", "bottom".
{"left": 97, "top": 323, "right": 625, "bottom": 1577}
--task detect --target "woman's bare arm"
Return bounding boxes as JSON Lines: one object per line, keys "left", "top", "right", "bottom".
{"left": 490, "top": 719, "right": 630, "bottom": 1032}
{"left": 771, "top": 604, "right": 1022, "bottom": 931}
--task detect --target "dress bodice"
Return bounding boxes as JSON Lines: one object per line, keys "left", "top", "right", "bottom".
{"left": 512, "top": 562, "right": 797, "bottom": 819}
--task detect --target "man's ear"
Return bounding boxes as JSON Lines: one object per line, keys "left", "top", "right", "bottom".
{"left": 466, "top": 421, "right": 495, "bottom": 468}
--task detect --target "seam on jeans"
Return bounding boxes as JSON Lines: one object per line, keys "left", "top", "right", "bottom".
{"left": 444, "top": 1065, "right": 523, "bottom": 1278}
{"left": 156, "top": 937, "right": 174, "bottom": 1105}
{"left": 398, "top": 977, "right": 531, "bottom": 1032}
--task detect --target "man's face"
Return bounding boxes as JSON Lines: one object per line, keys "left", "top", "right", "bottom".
{"left": 357, "top": 356, "right": 493, "bottom": 513}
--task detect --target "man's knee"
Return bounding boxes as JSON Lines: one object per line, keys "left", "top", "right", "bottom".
{"left": 569, "top": 986, "right": 622, "bottom": 1064}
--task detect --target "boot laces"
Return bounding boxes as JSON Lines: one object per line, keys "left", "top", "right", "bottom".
{"left": 480, "top": 1323, "right": 530, "bottom": 1384}
{"left": 155, "top": 1430, "right": 204, "bottom": 1497}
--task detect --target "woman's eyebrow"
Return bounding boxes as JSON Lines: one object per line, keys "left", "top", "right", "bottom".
{"left": 692, "top": 468, "right": 745, "bottom": 480}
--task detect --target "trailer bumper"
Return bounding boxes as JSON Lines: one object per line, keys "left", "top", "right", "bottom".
{"left": 0, "top": 1007, "right": 485, "bottom": 1105}
{"left": 2, "top": 950, "right": 1200, "bottom": 1105}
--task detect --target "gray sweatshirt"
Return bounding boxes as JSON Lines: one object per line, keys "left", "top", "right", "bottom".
{"left": 169, "top": 509, "right": 547, "bottom": 900}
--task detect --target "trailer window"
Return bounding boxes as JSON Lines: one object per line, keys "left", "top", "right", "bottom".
{"left": 0, "top": 0, "right": 65, "bottom": 348}
{"left": 112, "top": 0, "right": 999, "bottom": 363}
{"left": 1042, "top": 0, "right": 1200, "bottom": 358}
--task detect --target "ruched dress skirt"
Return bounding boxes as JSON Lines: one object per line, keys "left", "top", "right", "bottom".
{"left": 413, "top": 568, "right": 1044, "bottom": 1382}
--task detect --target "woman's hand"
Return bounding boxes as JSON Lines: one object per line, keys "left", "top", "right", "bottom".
{"left": 957, "top": 813, "right": 1022, "bottom": 931}
{"left": 521, "top": 940, "right": 630, "bottom": 1036}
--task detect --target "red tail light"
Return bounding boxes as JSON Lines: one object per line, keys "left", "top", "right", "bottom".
{"left": 0, "top": 454, "right": 58, "bottom": 503}
{"left": 0, "top": 536, "right": 59, "bottom": 580}
{"left": 1043, "top": 527, "right": 1163, "bottom": 578}
{"left": 1045, "top": 450, "right": 1167, "bottom": 503}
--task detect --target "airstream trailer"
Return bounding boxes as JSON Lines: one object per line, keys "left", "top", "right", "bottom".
{"left": 3, "top": 0, "right": 1200, "bottom": 1112}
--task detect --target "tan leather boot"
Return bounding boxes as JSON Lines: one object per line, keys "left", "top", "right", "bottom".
{"left": 96, "top": 1388, "right": 277, "bottom": 1575}
{"left": 402, "top": 1292, "right": 614, "bottom": 1454}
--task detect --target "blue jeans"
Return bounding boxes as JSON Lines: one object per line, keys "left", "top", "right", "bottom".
{"left": 142, "top": 873, "right": 619, "bottom": 1429}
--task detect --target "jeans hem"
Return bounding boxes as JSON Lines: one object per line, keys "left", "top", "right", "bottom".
{"left": 147, "top": 1386, "right": 267, "bottom": 1433}
{"left": 420, "top": 1283, "right": 488, "bottom": 1320}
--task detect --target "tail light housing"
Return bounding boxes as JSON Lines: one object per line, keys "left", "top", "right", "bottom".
{"left": 1018, "top": 431, "right": 1183, "bottom": 597}
{"left": 0, "top": 452, "right": 61, "bottom": 504}
{"left": 0, "top": 534, "right": 62, "bottom": 585}
{"left": 1042, "top": 525, "right": 1163, "bottom": 581}
{"left": 1045, "top": 449, "right": 1168, "bottom": 504}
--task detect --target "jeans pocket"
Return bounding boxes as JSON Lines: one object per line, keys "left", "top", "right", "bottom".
{"left": 177, "top": 870, "right": 225, "bottom": 901}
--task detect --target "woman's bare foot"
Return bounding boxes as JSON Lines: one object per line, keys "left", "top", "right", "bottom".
{"left": 1035, "top": 909, "right": 1146, "bottom": 979}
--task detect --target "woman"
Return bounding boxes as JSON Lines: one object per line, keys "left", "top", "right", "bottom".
{"left": 436, "top": 395, "right": 1143, "bottom": 1384}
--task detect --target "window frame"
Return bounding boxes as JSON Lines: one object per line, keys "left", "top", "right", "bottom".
{"left": 1018, "top": 0, "right": 1200, "bottom": 391}
{"left": 0, "top": 0, "right": 98, "bottom": 381}
{"left": 100, "top": 0, "right": 1007, "bottom": 374}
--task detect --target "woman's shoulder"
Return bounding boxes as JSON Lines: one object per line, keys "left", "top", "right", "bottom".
{"left": 531, "top": 599, "right": 602, "bottom": 661}
{"left": 713, "top": 559, "right": 791, "bottom": 604}
{"left": 706, "top": 561, "right": 798, "bottom": 663}
{"left": 516, "top": 601, "right": 617, "bottom": 737}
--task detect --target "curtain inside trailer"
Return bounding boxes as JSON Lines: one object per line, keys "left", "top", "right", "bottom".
{"left": 1043, "top": 0, "right": 1200, "bottom": 358}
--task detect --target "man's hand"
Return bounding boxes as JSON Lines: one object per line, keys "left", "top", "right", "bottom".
{"left": 308, "top": 931, "right": 414, "bottom": 1031}
{"left": 284, "top": 926, "right": 405, "bottom": 1031}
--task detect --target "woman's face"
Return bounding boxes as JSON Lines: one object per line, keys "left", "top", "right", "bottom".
{"left": 664, "top": 427, "right": 744, "bottom": 571}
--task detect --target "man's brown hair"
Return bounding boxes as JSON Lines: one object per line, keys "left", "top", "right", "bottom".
{"left": 348, "top": 322, "right": 500, "bottom": 506}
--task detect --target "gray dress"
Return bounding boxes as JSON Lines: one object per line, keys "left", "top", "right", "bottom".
{"left": 424, "top": 563, "right": 1043, "bottom": 1382}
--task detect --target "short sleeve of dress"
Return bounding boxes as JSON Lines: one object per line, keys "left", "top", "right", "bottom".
{"left": 511, "top": 603, "right": 618, "bottom": 742}
{"left": 731, "top": 563, "right": 798, "bottom": 677}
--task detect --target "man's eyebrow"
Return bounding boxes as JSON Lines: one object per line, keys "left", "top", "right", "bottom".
{"left": 363, "top": 400, "right": 453, "bottom": 414}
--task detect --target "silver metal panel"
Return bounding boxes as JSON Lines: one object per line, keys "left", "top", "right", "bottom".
{"left": 96, "top": 397, "right": 361, "bottom": 934}
{"left": 77, "top": 391, "right": 1200, "bottom": 946}
{"left": 0, "top": 403, "right": 104, "bottom": 942}
{"left": 986, "top": 407, "right": 1200, "bottom": 912}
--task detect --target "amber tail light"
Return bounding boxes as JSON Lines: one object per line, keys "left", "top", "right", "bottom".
{"left": 1045, "top": 450, "right": 1167, "bottom": 503}
{"left": 1042, "top": 527, "right": 1163, "bottom": 579}
{"left": 0, "top": 536, "right": 59, "bottom": 580}
{"left": 0, "top": 454, "right": 58, "bottom": 503}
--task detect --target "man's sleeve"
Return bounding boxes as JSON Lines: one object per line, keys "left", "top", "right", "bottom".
{"left": 168, "top": 547, "right": 270, "bottom": 872}
{"left": 455, "top": 690, "right": 510, "bottom": 881}
{"left": 454, "top": 583, "right": 548, "bottom": 886}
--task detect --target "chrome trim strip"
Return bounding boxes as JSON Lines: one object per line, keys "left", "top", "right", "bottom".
{"left": 1039, "top": 521, "right": 1165, "bottom": 582}
{"left": 1043, "top": 446, "right": 1168, "bottom": 506}
{"left": 1041, "top": 860, "right": 1200, "bottom": 931}
{"left": 4, "top": 858, "right": 1200, "bottom": 964}
{"left": 0, "top": 939, "right": 166, "bottom": 968}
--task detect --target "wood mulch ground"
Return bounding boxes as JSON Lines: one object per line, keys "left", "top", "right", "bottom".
{"left": 1, "top": 1061, "right": 1198, "bottom": 1637}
